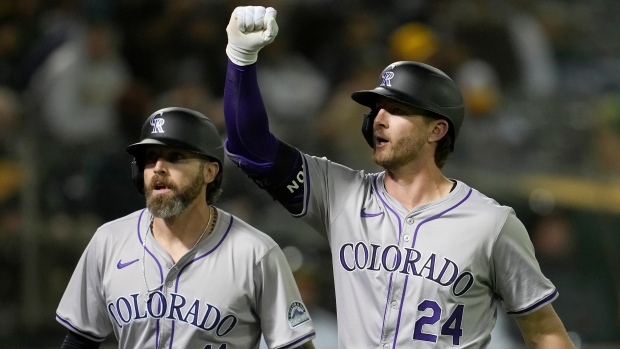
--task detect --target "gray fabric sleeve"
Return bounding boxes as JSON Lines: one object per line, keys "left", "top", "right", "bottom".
{"left": 56, "top": 231, "right": 112, "bottom": 341}
{"left": 295, "top": 154, "right": 366, "bottom": 237}
{"left": 255, "top": 247, "right": 315, "bottom": 349}
{"left": 492, "top": 212, "right": 558, "bottom": 316}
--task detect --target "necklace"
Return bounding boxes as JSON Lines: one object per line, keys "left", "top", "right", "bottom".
{"left": 192, "top": 206, "right": 213, "bottom": 249}
{"left": 141, "top": 206, "right": 215, "bottom": 301}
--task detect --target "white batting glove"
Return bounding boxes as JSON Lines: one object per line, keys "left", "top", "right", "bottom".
{"left": 226, "top": 6, "right": 279, "bottom": 66}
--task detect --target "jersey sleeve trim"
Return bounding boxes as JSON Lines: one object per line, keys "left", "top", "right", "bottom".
{"left": 506, "top": 289, "right": 559, "bottom": 316}
{"left": 56, "top": 314, "right": 107, "bottom": 342}
{"left": 291, "top": 154, "right": 311, "bottom": 218}
{"left": 278, "top": 331, "right": 316, "bottom": 349}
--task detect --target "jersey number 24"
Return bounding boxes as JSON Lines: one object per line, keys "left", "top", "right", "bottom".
{"left": 413, "top": 300, "right": 464, "bottom": 345}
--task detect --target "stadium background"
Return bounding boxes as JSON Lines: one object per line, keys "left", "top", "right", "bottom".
{"left": 0, "top": 0, "right": 618, "bottom": 347}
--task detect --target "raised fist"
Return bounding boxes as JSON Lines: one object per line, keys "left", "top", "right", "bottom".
{"left": 226, "top": 6, "right": 278, "bottom": 66}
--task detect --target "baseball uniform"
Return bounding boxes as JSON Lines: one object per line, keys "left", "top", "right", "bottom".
{"left": 290, "top": 154, "right": 557, "bottom": 348}
{"left": 56, "top": 207, "right": 316, "bottom": 349}
{"left": 221, "top": 8, "right": 558, "bottom": 347}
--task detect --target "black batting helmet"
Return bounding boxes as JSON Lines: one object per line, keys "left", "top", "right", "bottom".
{"left": 126, "top": 107, "right": 224, "bottom": 195}
{"left": 351, "top": 61, "right": 464, "bottom": 151}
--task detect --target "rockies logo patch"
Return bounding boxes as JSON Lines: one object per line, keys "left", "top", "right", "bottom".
{"left": 287, "top": 301, "right": 310, "bottom": 328}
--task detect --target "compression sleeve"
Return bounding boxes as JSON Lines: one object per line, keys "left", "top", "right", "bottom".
{"left": 61, "top": 331, "right": 101, "bottom": 349}
{"left": 223, "top": 59, "right": 305, "bottom": 213}
{"left": 223, "top": 59, "right": 279, "bottom": 172}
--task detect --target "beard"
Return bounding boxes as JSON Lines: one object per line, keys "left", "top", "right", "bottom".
{"left": 373, "top": 134, "right": 426, "bottom": 170}
{"left": 145, "top": 163, "right": 205, "bottom": 218}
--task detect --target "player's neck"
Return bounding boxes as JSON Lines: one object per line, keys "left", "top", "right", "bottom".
{"left": 384, "top": 164, "right": 453, "bottom": 211}
{"left": 151, "top": 202, "right": 214, "bottom": 260}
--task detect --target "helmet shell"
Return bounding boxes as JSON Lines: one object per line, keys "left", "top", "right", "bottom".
{"left": 126, "top": 107, "right": 224, "bottom": 165}
{"left": 352, "top": 61, "right": 464, "bottom": 149}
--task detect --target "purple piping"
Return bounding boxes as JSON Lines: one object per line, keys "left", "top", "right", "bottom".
{"left": 371, "top": 174, "right": 404, "bottom": 342}
{"left": 296, "top": 155, "right": 312, "bottom": 217}
{"left": 55, "top": 314, "right": 107, "bottom": 341}
{"left": 137, "top": 209, "right": 164, "bottom": 348}
{"left": 508, "top": 289, "right": 558, "bottom": 315}
{"left": 304, "top": 155, "right": 311, "bottom": 212}
{"left": 280, "top": 332, "right": 317, "bottom": 349}
{"left": 168, "top": 215, "right": 234, "bottom": 347}
{"left": 392, "top": 188, "right": 472, "bottom": 348}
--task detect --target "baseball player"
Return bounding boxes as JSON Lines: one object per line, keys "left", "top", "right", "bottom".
{"left": 56, "top": 107, "right": 316, "bottom": 349}
{"left": 222, "top": 6, "right": 575, "bottom": 349}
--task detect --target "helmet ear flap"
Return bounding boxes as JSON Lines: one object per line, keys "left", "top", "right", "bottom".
{"left": 361, "top": 109, "right": 378, "bottom": 148}
{"left": 131, "top": 158, "right": 145, "bottom": 196}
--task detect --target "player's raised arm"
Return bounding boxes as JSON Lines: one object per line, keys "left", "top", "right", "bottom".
{"left": 223, "top": 6, "right": 280, "bottom": 169}
{"left": 223, "top": 6, "right": 306, "bottom": 214}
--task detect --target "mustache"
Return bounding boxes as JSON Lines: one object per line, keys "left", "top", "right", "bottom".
{"left": 147, "top": 175, "right": 176, "bottom": 190}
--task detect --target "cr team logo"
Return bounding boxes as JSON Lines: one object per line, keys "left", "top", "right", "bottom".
{"left": 380, "top": 71, "right": 395, "bottom": 87}
{"left": 150, "top": 113, "right": 165, "bottom": 133}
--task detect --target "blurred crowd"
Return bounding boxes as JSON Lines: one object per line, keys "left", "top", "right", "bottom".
{"left": 0, "top": 0, "right": 619, "bottom": 347}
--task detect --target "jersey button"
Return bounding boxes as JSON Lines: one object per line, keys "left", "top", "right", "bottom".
{"left": 406, "top": 218, "right": 414, "bottom": 224}
{"left": 166, "top": 281, "right": 173, "bottom": 288}
{"left": 165, "top": 263, "right": 172, "bottom": 269}
{"left": 382, "top": 344, "right": 389, "bottom": 349}
{"left": 391, "top": 301, "right": 397, "bottom": 309}
{"left": 403, "top": 235, "right": 410, "bottom": 242}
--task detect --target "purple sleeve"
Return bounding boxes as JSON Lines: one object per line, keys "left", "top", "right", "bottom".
{"left": 223, "top": 59, "right": 279, "bottom": 166}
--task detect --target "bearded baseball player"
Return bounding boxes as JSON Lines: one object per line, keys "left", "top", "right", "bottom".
{"left": 223, "top": 6, "right": 575, "bottom": 349}
{"left": 56, "top": 107, "right": 316, "bottom": 349}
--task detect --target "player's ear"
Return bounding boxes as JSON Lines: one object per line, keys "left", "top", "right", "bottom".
{"left": 428, "top": 119, "right": 449, "bottom": 143}
{"left": 204, "top": 160, "right": 220, "bottom": 184}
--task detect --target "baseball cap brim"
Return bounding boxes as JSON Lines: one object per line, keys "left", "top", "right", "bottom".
{"left": 125, "top": 138, "right": 168, "bottom": 157}
{"left": 351, "top": 87, "right": 434, "bottom": 115}
{"left": 352, "top": 87, "right": 458, "bottom": 151}
{"left": 125, "top": 138, "right": 217, "bottom": 161}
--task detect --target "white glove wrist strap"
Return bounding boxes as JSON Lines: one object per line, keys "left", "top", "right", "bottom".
{"left": 226, "top": 43, "right": 258, "bottom": 66}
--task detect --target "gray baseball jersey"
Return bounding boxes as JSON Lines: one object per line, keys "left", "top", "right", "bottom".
{"left": 294, "top": 154, "right": 557, "bottom": 349}
{"left": 56, "top": 207, "right": 315, "bottom": 349}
